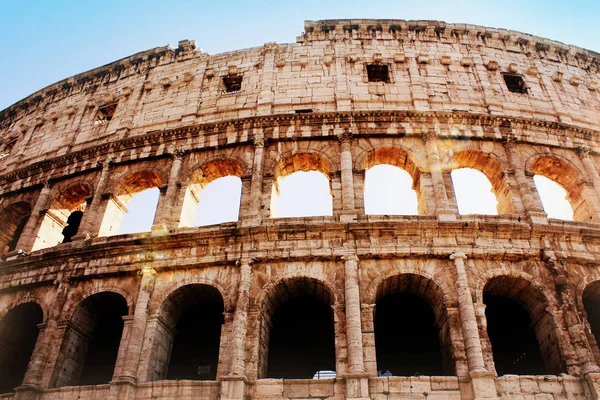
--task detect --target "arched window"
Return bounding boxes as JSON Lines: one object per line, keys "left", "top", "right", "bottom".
{"left": 179, "top": 160, "right": 244, "bottom": 227}
{"left": 483, "top": 276, "right": 563, "bottom": 375}
{"left": 273, "top": 171, "right": 332, "bottom": 217}
{"left": 364, "top": 165, "right": 418, "bottom": 215}
{"left": 0, "top": 302, "right": 43, "bottom": 394}
{"left": 533, "top": 175, "right": 574, "bottom": 220}
{"left": 33, "top": 183, "right": 90, "bottom": 251}
{"left": 374, "top": 274, "right": 454, "bottom": 376}
{"left": 51, "top": 292, "right": 128, "bottom": 387}
{"left": 259, "top": 278, "right": 336, "bottom": 379}
{"left": 583, "top": 281, "right": 600, "bottom": 364}
{"left": 193, "top": 176, "right": 242, "bottom": 226}
{"left": 271, "top": 153, "right": 333, "bottom": 218}
{"left": 529, "top": 156, "right": 596, "bottom": 222}
{"left": 0, "top": 202, "right": 30, "bottom": 256}
{"left": 451, "top": 168, "right": 498, "bottom": 215}
{"left": 99, "top": 171, "right": 163, "bottom": 236}
{"left": 150, "top": 284, "right": 224, "bottom": 381}
{"left": 119, "top": 188, "right": 160, "bottom": 234}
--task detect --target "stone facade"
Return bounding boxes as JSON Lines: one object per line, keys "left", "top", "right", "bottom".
{"left": 0, "top": 19, "right": 600, "bottom": 400}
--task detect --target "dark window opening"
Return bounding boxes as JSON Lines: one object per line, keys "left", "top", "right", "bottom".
{"left": 503, "top": 74, "right": 527, "bottom": 94}
{"left": 375, "top": 293, "right": 447, "bottom": 376}
{"left": 6, "top": 215, "right": 29, "bottom": 253}
{"left": 295, "top": 109, "right": 313, "bottom": 114}
{"left": 61, "top": 210, "right": 83, "bottom": 243}
{"left": 222, "top": 75, "right": 242, "bottom": 94}
{"left": 95, "top": 103, "right": 117, "bottom": 126}
{"left": 167, "top": 299, "right": 223, "bottom": 380}
{"left": 367, "top": 64, "right": 390, "bottom": 83}
{"left": 78, "top": 294, "right": 127, "bottom": 386}
{"left": 583, "top": 283, "right": 600, "bottom": 359}
{"left": 484, "top": 294, "right": 546, "bottom": 375}
{"left": 0, "top": 303, "right": 43, "bottom": 394}
{"left": 267, "top": 296, "right": 335, "bottom": 378}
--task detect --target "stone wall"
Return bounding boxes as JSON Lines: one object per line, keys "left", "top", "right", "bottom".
{"left": 1, "top": 19, "right": 600, "bottom": 400}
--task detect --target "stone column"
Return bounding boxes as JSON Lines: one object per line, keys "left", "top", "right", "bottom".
{"left": 40, "top": 278, "right": 72, "bottom": 389}
{"left": 577, "top": 146, "right": 600, "bottom": 219}
{"left": 423, "top": 131, "right": 455, "bottom": 221}
{"left": 14, "top": 323, "right": 48, "bottom": 400}
{"left": 342, "top": 254, "right": 369, "bottom": 400}
{"left": 450, "top": 253, "right": 498, "bottom": 399}
{"left": 450, "top": 253, "right": 486, "bottom": 373}
{"left": 118, "top": 266, "right": 157, "bottom": 383}
{"left": 339, "top": 132, "right": 357, "bottom": 222}
{"left": 152, "top": 150, "right": 185, "bottom": 232}
{"left": 14, "top": 181, "right": 52, "bottom": 253}
{"left": 545, "top": 253, "right": 599, "bottom": 375}
{"left": 242, "top": 136, "right": 265, "bottom": 226}
{"left": 221, "top": 259, "right": 252, "bottom": 400}
{"left": 75, "top": 160, "right": 113, "bottom": 239}
{"left": 503, "top": 138, "right": 547, "bottom": 224}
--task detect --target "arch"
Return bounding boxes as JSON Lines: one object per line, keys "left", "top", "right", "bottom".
{"left": 450, "top": 151, "right": 514, "bottom": 214}
{"left": 149, "top": 283, "right": 225, "bottom": 381}
{"left": 483, "top": 275, "right": 564, "bottom": 375}
{"left": 0, "top": 295, "right": 48, "bottom": 324}
{"left": 0, "top": 201, "right": 31, "bottom": 256}
{"left": 51, "top": 291, "right": 128, "bottom": 388}
{"left": 258, "top": 277, "right": 336, "bottom": 379}
{"left": 180, "top": 158, "right": 244, "bottom": 227}
{"left": 33, "top": 183, "right": 91, "bottom": 251}
{"left": 374, "top": 274, "right": 455, "bottom": 376}
{"left": 528, "top": 154, "right": 597, "bottom": 221}
{"left": 582, "top": 280, "right": 600, "bottom": 365}
{"left": 0, "top": 302, "right": 43, "bottom": 394}
{"left": 99, "top": 170, "right": 164, "bottom": 236}
{"left": 362, "top": 147, "right": 422, "bottom": 215}
{"left": 271, "top": 152, "right": 333, "bottom": 218}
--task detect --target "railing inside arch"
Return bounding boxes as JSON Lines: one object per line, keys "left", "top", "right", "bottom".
{"left": 312, "top": 370, "right": 336, "bottom": 379}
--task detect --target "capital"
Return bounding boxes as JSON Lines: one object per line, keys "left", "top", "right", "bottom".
{"left": 421, "top": 129, "right": 435, "bottom": 142}
{"left": 172, "top": 149, "right": 187, "bottom": 160}
{"left": 341, "top": 253, "right": 359, "bottom": 263}
{"left": 337, "top": 130, "right": 353, "bottom": 144}
{"left": 139, "top": 266, "right": 158, "bottom": 277}
{"left": 253, "top": 137, "right": 265, "bottom": 148}
{"left": 450, "top": 251, "right": 467, "bottom": 261}
{"left": 577, "top": 145, "right": 591, "bottom": 158}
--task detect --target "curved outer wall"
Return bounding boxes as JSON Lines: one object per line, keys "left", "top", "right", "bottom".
{"left": 0, "top": 19, "right": 600, "bottom": 400}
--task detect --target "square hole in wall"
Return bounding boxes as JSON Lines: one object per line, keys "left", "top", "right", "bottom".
{"left": 222, "top": 75, "right": 242, "bottom": 94}
{"left": 367, "top": 64, "right": 390, "bottom": 83}
{"left": 503, "top": 74, "right": 527, "bottom": 94}
{"left": 95, "top": 103, "right": 117, "bottom": 125}
{"left": 0, "top": 139, "right": 16, "bottom": 159}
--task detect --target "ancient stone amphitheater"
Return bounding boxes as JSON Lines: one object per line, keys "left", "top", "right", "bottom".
{"left": 1, "top": 18, "right": 600, "bottom": 400}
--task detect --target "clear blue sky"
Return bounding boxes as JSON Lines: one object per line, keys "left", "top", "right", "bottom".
{"left": 0, "top": 0, "right": 599, "bottom": 111}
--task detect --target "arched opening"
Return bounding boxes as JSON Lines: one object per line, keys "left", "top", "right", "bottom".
{"left": 271, "top": 153, "right": 333, "bottom": 218}
{"left": 0, "top": 302, "right": 43, "bottom": 394}
{"left": 483, "top": 276, "right": 563, "bottom": 375}
{"left": 365, "top": 166, "right": 418, "bottom": 215}
{"left": 582, "top": 281, "right": 600, "bottom": 362}
{"left": 0, "top": 202, "right": 31, "bottom": 256}
{"left": 533, "top": 175, "right": 574, "bottom": 220}
{"left": 451, "top": 169, "right": 498, "bottom": 215}
{"left": 450, "top": 151, "right": 514, "bottom": 215}
{"left": 33, "top": 183, "right": 90, "bottom": 251}
{"left": 259, "top": 278, "right": 336, "bottom": 379}
{"left": 180, "top": 160, "right": 244, "bottom": 227}
{"left": 374, "top": 274, "right": 454, "bottom": 376}
{"left": 152, "top": 284, "right": 224, "bottom": 381}
{"left": 51, "top": 292, "right": 128, "bottom": 388}
{"left": 98, "top": 171, "right": 163, "bottom": 236}
{"left": 363, "top": 147, "right": 422, "bottom": 215}
{"left": 530, "top": 156, "right": 597, "bottom": 222}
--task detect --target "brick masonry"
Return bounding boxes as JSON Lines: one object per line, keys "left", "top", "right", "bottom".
{"left": 0, "top": 19, "right": 599, "bottom": 400}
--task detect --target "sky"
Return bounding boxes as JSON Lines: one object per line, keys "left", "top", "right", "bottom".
{"left": 0, "top": 0, "right": 584, "bottom": 232}
{"left": 1, "top": 0, "right": 599, "bottom": 111}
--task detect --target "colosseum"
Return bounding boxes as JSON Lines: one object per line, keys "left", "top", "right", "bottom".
{"left": 1, "top": 18, "right": 600, "bottom": 400}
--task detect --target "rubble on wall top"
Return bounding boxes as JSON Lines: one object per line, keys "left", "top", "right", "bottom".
{"left": 301, "top": 19, "right": 600, "bottom": 60}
